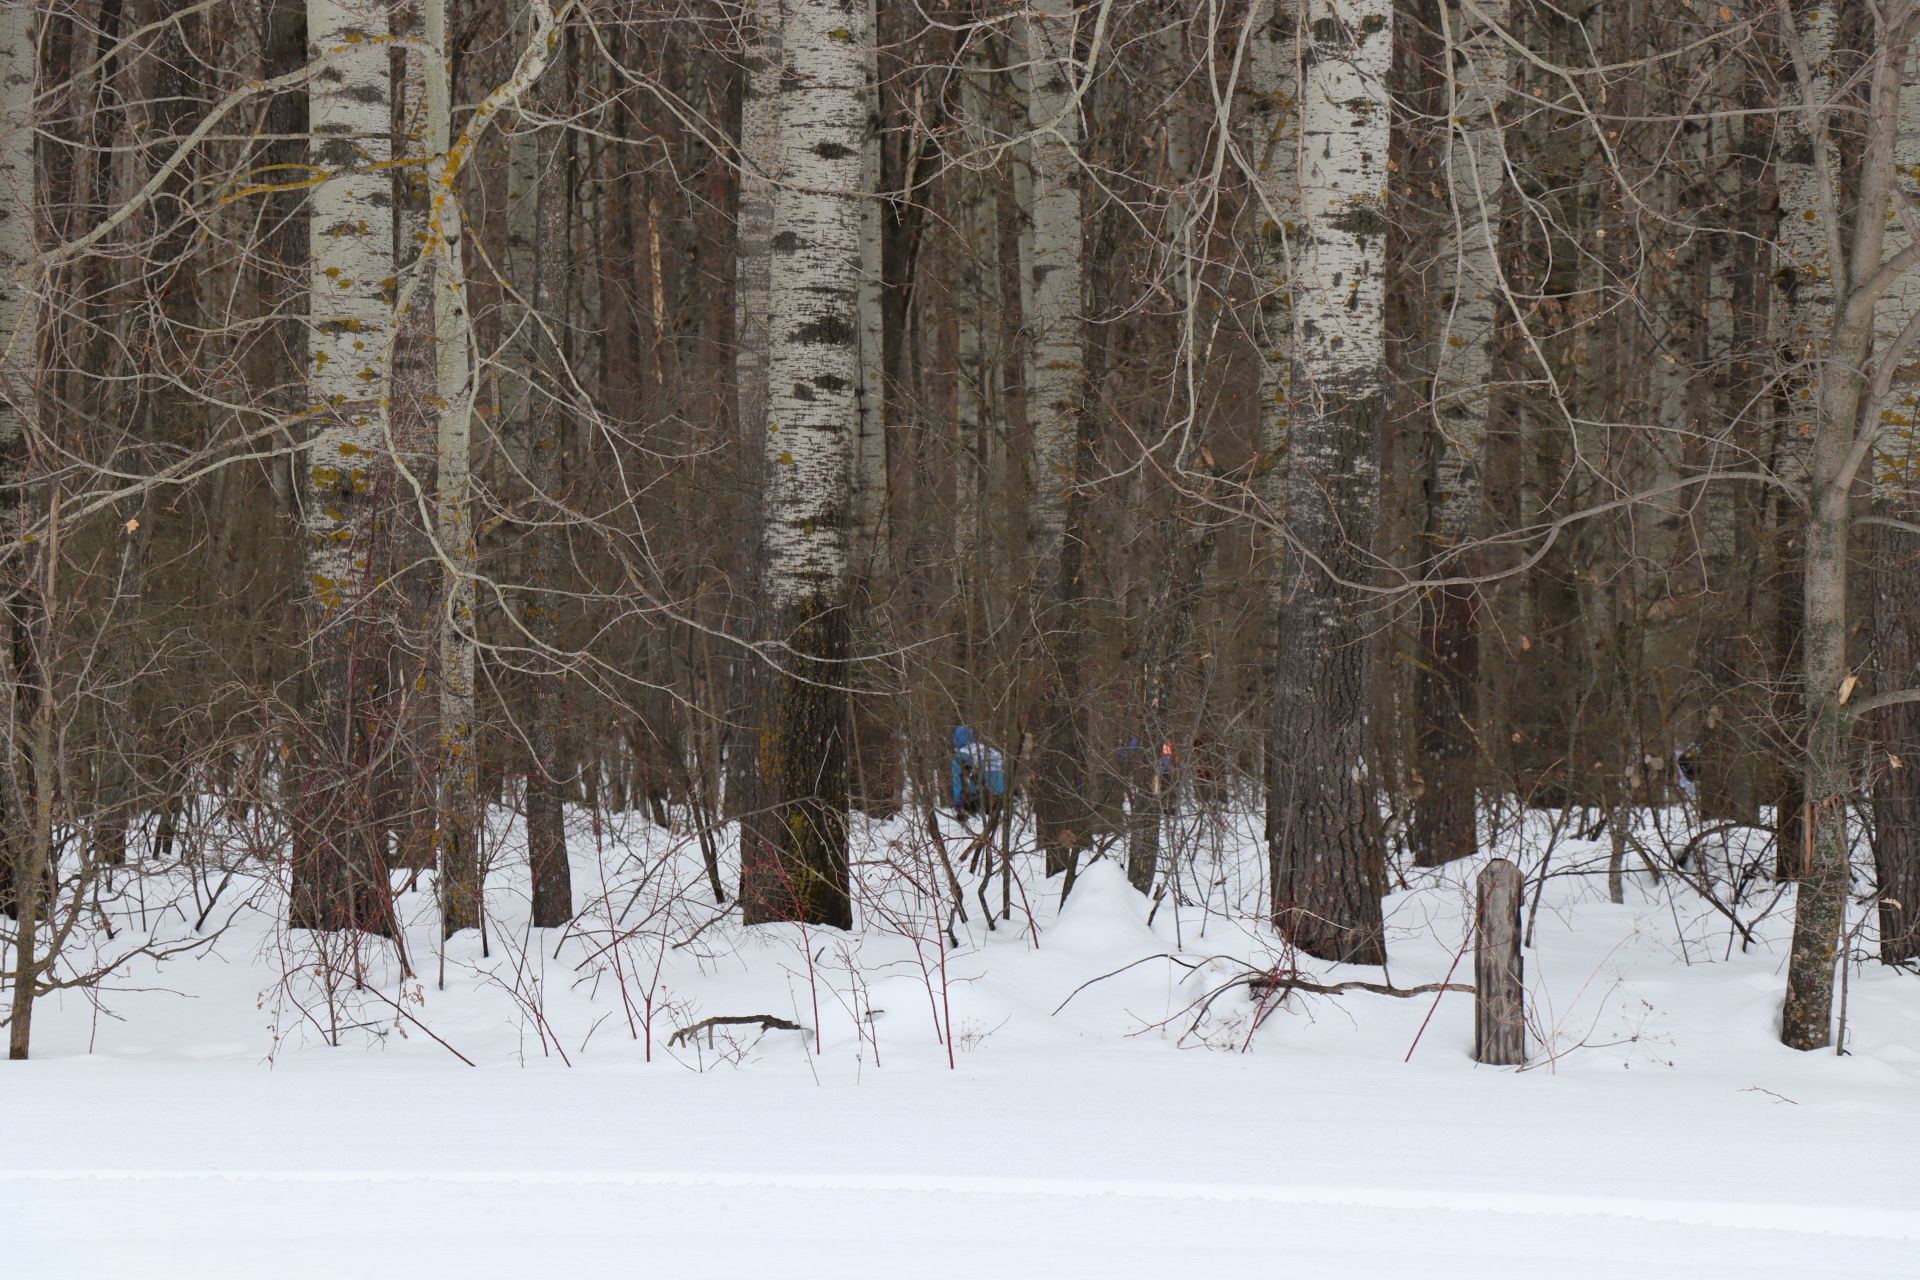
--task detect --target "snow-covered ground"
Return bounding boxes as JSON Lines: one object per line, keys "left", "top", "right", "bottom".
{"left": 6, "top": 800, "right": 1917, "bottom": 1277}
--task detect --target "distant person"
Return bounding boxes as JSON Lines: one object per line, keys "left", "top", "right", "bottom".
{"left": 949, "top": 725, "right": 1006, "bottom": 818}
{"left": 1674, "top": 745, "right": 1699, "bottom": 801}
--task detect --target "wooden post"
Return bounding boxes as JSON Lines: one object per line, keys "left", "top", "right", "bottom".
{"left": 1474, "top": 857, "right": 1526, "bottom": 1065}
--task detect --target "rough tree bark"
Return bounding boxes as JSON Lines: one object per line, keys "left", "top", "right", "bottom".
{"left": 1267, "top": 0, "right": 1391, "bottom": 967}
{"left": 739, "top": 0, "right": 867, "bottom": 928}
{"left": 1409, "top": 0, "right": 1508, "bottom": 868}
{"left": 1868, "top": 30, "right": 1920, "bottom": 965}
{"left": 727, "top": 0, "right": 779, "bottom": 824}
{"left": 1781, "top": 4, "right": 1919, "bottom": 1049}
{"left": 0, "top": 0, "right": 43, "bottom": 1059}
{"left": 1767, "top": 0, "right": 1840, "bottom": 883}
{"left": 483, "top": 1, "right": 574, "bottom": 929}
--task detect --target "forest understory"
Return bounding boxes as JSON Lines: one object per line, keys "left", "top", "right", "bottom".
{"left": 8, "top": 789, "right": 1919, "bottom": 1276}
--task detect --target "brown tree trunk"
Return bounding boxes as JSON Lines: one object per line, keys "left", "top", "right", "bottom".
{"left": 1870, "top": 516, "right": 1920, "bottom": 962}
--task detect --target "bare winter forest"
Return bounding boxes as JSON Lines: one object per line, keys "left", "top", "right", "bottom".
{"left": 11, "top": 2, "right": 1920, "bottom": 1271}
{"left": 0, "top": 0, "right": 1916, "bottom": 1082}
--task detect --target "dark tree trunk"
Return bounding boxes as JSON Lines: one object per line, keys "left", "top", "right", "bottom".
{"left": 1870, "top": 516, "right": 1920, "bottom": 963}
{"left": 1410, "top": 583, "right": 1480, "bottom": 866}
{"left": 741, "top": 601, "right": 852, "bottom": 928}
{"left": 1269, "top": 393, "right": 1389, "bottom": 967}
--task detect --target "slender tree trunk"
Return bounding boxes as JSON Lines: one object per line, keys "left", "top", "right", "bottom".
{"left": 0, "top": 0, "right": 41, "bottom": 1058}
{"left": 853, "top": 0, "right": 885, "bottom": 576}
{"left": 1409, "top": 0, "right": 1507, "bottom": 868}
{"left": 1017, "top": 0, "right": 1091, "bottom": 874}
{"left": 1267, "top": 0, "right": 1391, "bottom": 967}
{"left": 1866, "top": 32, "right": 1920, "bottom": 965}
{"left": 1768, "top": 0, "right": 1839, "bottom": 884}
{"left": 727, "top": 1, "right": 779, "bottom": 824}
{"left": 520, "top": 18, "right": 573, "bottom": 931}
{"left": 422, "top": 0, "right": 483, "bottom": 938}
{"left": 739, "top": 0, "right": 866, "bottom": 928}
{"left": 952, "top": 50, "right": 1002, "bottom": 710}
{"left": 1870, "top": 517, "right": 1920, "bottom": 962}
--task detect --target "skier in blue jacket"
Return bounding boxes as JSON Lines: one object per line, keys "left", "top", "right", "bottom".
{"left": 949, "top": 725, "right": 1006, "bottom": 818}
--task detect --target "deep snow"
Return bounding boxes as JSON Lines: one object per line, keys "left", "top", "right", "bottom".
{"left": 4, "top": 799, "right": 1917, "bottom": 1277}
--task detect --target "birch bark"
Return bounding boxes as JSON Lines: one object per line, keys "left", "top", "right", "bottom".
{"left": 1016, "top": 0, "right": 1090, "bottom": 873}
{"left": 423, "top": 0, "right": 481, "bottom": 938}
{"left": 740, "top": 0, "right": 867, "bottom": 928}
{"left": 417, "top": 0, "right": 564, "bottom": 933}
{"left": 291, "top": 0, "right": 400, "bottom": 934}
{"left": 1267, "top": 0, "right": 1391, "bottom": 966}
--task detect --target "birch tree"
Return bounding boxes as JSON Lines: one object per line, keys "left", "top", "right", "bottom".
{"left": 424, "top": 0, "right": 480, "bottom": 938}
{"left": 1016, "top": 0, "right": 1091, "bottom": 875}
{"left": 740, "top": 0, "right": 868, "bottom": 928}
{"left": 1268, "top": 0, "right": 1391, "bottom": 966}
{"left": 291, "top": 0, "right": 400, "bottom": 935}
{"left": 419, "top": 0, "right": 565, "bottom": 934}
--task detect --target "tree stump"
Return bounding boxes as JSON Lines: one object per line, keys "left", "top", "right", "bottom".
{"left": 1474, "top": 858, "right": 1526, "bottom": 1065}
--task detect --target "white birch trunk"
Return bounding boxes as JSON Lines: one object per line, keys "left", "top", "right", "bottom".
{"left": 742, "top": 0, "right": 867, "bottom": 927}
{"left": 761, "top": 1, "right": 864, "bottom": 615}
{"left": 304, "top": 0, "right": 397, "bottom": 603}
{"left": 1268, "top": 0, "right": 1391, "bottom": 964}
{"left": 412, "top": 0, "right": 562, "bottom": 934}
{"left": 422, "top": 0, "right": 480, "bottom": 937}
{"left": 292, "top": 0, "right": 401, "bottom": 933}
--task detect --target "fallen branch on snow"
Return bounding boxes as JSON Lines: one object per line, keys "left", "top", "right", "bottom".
{"left": 667, "top": 1014, "right": 805, "bottom": 1048}
{"left": 1247, "top": 973, "right": 1474, "bottom": 999}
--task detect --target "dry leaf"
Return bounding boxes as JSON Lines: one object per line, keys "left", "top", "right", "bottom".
{"left": 1838, "top": 674, "right": 1858, "bottom": 705}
